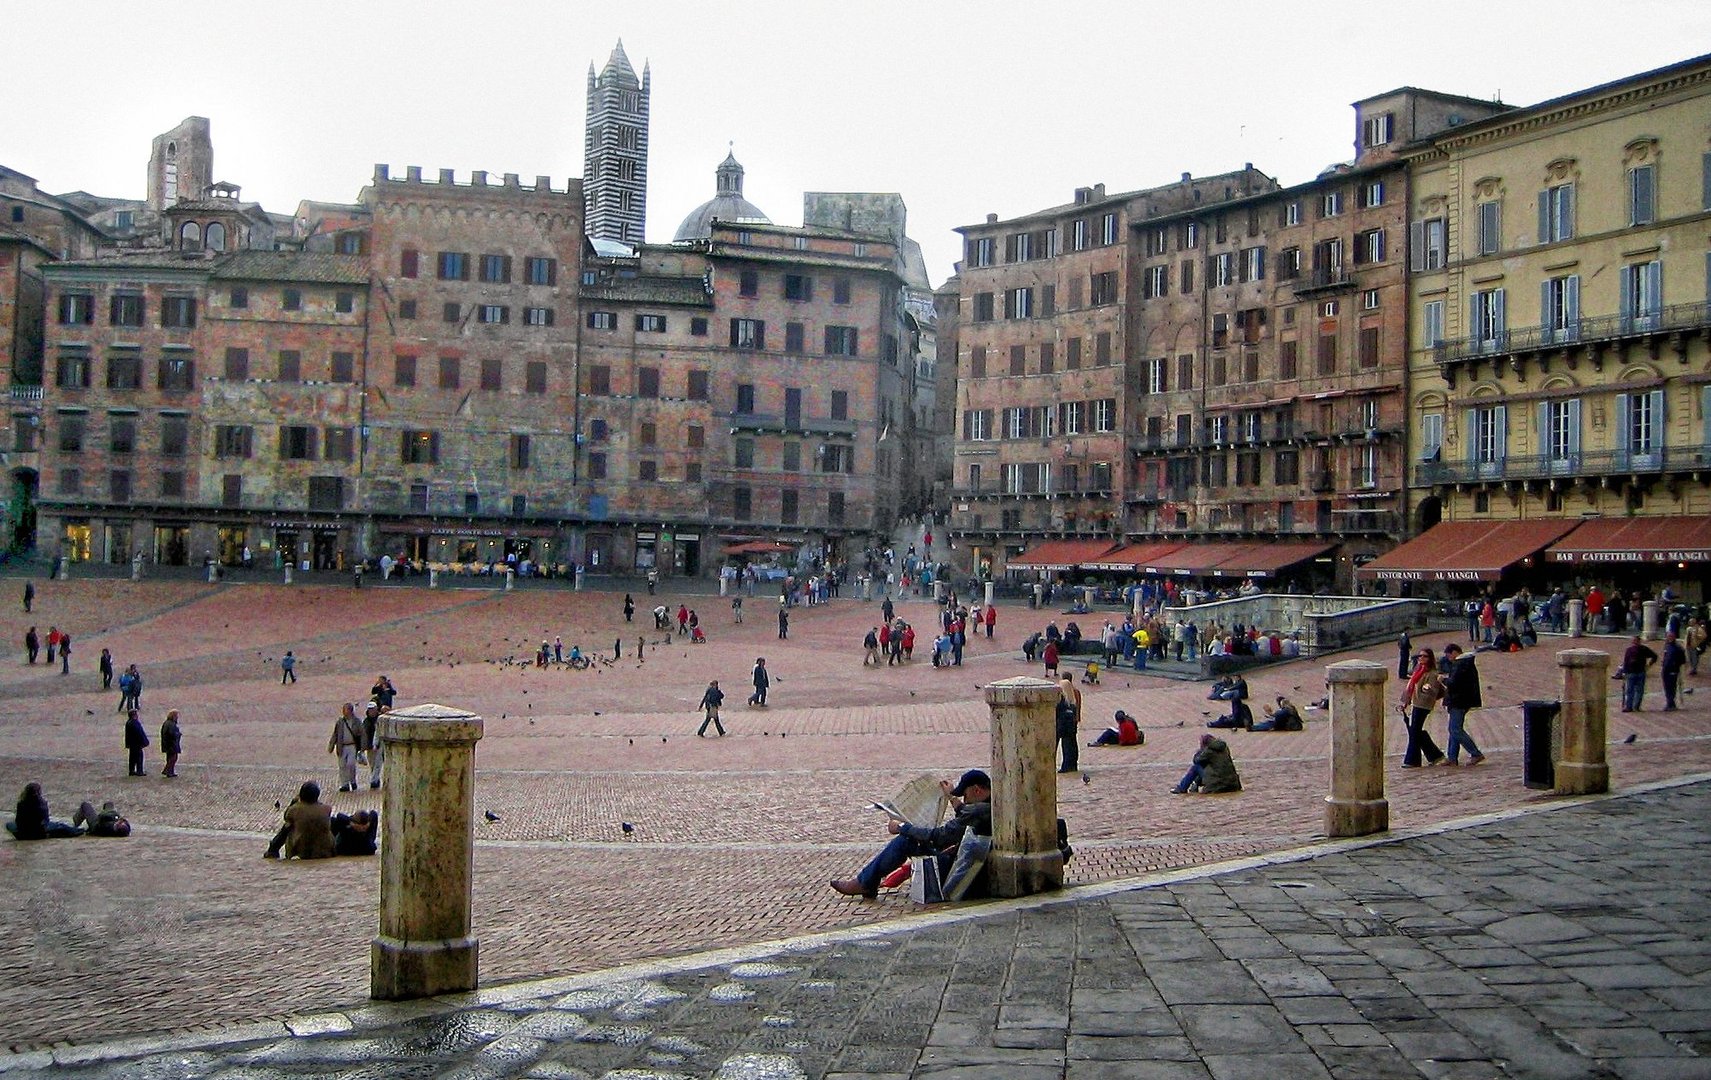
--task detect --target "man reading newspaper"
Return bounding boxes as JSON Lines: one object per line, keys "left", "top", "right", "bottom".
{"left": 831, "top": 770, "right": 991, "bottom": 900}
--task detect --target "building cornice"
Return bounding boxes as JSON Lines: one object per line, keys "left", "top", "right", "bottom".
{"left": 1402, "top": 63, "right": 1711, "bottom": 161}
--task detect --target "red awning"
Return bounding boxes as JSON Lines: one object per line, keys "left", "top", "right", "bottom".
{"left": 1356, "top": 519, "right": 1578, "bottom": 582}
{"left": 1006, "top": 539, "right": 1121, "bottom": 571}
{"left": 1082, "top": 542, "right": 1189, "bottom": 572}
{"left": 1204, "top": 541, "right": 1337, "bottom": 577}
{"left": 1144, "top": 543, "right": 1259, "bottom": 576}
{"left": 1546, "top": 515, "right": 1711, "bottom": 565}
{"left": 725, "top": 540, "right": 795, "bottom": 555}
{"left": 1143, "top": 541, "right": 1334, "bottom": 578}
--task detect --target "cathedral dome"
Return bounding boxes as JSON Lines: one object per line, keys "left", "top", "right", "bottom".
{"left": 672, "top": 150, "right": 770, "bottom": 242}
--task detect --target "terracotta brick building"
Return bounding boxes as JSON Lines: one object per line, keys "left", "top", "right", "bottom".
{"left": 575, "top": 215, "right": 913, "bottom": 575}
{"left": 946, "top": 170, "right": 1274, "bottom": 577}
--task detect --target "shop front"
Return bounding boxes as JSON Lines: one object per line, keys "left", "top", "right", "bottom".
{"left": 374, "top": 521, "right": 562, "bottom": 575}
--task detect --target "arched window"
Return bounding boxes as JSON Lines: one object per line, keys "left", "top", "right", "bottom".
{"left": 180, "top": 221, "right": 201, "bottom": 251}
{"left": 205, "top": 222, "right": 226, "bottom": 251}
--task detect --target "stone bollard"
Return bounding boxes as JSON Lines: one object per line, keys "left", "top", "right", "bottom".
{"left": 283, "top": 564, "right": 294, "bottom": 585}
{"left": 56, "top": 557, "right": 69, "bottom": 581}
{"left": 719, "top": 575, "right": 728, "bottom": 597}
{"left": 1032, "top": 583, "right": 1043, "bottom": 610}
{"left": 983, "top": 676, "right": 1063, "bottom": 898}
{"left": 1324, "top": 659, "right": 1389, "bottom": 838}
{"left": 372, "top": 703, "right": 484, "bottom": 1000}
{"left": 208, "top": 562, "right": 219, "bottom": 584}
{"left": 574, "top": 566, "right": 585, "bottom": 592}
{"left": 429, "top": 567, "right": 438, "bottom": 589}
{"left": 131, "top": 558, "right": 142, "bottom": 583}
{"left": 933, "top": 580, "right": 946, "bottom": 603}
{"left": 1568, "top": 598, "right": 1585, "bottom": 638}
{"left": 504, "top": 568, "right": 515, "bottom": 592}
{"left": 1642, "top": 600, "right": 1661, "bottom": 641}
{"left": 1555, "top": 649, "right": 1610, "bottom": 795}
{"left": 1081, "top": 586, "right": 1096, "bottom": 611}
{"left": 983, "top": 581, "right": 995, "bottom": 608}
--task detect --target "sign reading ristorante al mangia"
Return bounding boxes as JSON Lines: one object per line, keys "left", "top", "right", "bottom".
{"left": 1548, "top": 549, "right": 1711, "bottom": 564}
{"left": 1370, "top": 569, "right": 1490, "bottom": 582}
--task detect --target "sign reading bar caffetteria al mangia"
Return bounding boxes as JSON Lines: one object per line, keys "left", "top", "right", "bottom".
{"left": 1548, "top": 549, "right": 1711, "bottom": 564}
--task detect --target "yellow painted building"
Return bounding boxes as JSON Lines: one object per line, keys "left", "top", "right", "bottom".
{"left": 1403, "top": 54, "right": 1711, "bottom": 546}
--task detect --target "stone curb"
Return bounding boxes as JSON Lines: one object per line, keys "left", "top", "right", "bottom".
{"left": 6, "top": 768, "right": 1708, "bottom": 1070}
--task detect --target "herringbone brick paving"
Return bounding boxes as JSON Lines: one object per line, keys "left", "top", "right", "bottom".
{"left": 1, "top": 575, "right": 1706, "bottom": 1050}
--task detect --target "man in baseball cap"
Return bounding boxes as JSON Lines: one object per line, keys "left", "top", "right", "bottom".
{"left": 832, "top": 769, "right": 992, "bottom": 899}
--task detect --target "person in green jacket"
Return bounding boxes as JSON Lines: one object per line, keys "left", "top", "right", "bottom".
{"left": 1172, "top": 733, "right": 1242, "bottom": 794}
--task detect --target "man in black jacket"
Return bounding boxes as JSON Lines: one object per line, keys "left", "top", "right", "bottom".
{"left": 1440, "top": 643, "right": 1486, "bottom": 765}
{"left": 832, "top": 770, "right": 991, "bottom": 899}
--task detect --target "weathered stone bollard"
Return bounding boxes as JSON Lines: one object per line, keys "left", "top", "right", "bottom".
{"left": 504, "top": 568, "right": 515, "bottom": 592}
{"left": 983, "top": 676, "right": 1063, "bottom": 898}
{"left": 933, "top": 580, "right": 946, "bottom": 603}
{"left": 207, "top": 561, "right": 219, "bottom": 583}
{"left": 1081, "top": 586, "right": 1096, "bottom": 612}
{"left": 1642, "top": 600, "right": 1661, "bottom": 641}
{"left": 56, "top": 557, "right": 69, "bottom": 581}
{"left": 131, "top": 556, "right": 143, "bottom": 582}
{"left": 1555, "top": 649, "right": 1610, "bottom": 795}
{"left": 983, "top": 581, "right": 995, "bottom": 608}
{"left": 429, "top": 567, "right": 438, "bottom": 589}
{"left": 283, "top": 563, "right": 293, "bottom": 585}
{"left": 1325, "top": 660, "right": 1389, "bottom": 838}
{"left": 1568, "top": 598, "right": 1585, "bottom": 638}
{"left": 372, "top": 703, "right": 484, "bottom": 1000}
{"left": 574, "top": 565, "right": 585, "bottom": 592}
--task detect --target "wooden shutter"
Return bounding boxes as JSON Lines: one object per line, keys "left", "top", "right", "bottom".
{"left": 1537, "top": 191, "right": 1550, "bottom": 244}
{"left": 1493, "top": 406, "right": 1507, "bottom": 462}
{"left": 1702, "top": 386, "right": 1711, "bottom": 453}
{"left": 1616, "top": 394, "right": 1631, "bottom": 451}
{"left": 1565, "top": 275, "right": 1580, "bottom": 335}
{"left": 1566, "top": 399, "right": 1582, "bottom": 457}
{"left": 1644, "top": 261, "right": 1662, "bottom": 316}
{"left": 1465, "top": 409, "right": 1479, "bottom": 463}
{"left": 1537, "top": 402, "right": 1551, "bottom": 457}
{"left": 1409, "top": 221, "right": 1425, "bottom": 272}
{"left": 1561, "top": 184, "right": 1575, "bottom": 240}
{"left": 1651, "top": 390, "right": 1667, "bottom": 447}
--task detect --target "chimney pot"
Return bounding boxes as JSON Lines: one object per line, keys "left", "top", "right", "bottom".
{"left": 438, "top": 168, "right": 455, "bottom": 185}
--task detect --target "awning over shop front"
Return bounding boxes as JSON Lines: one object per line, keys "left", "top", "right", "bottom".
{"left": 1144, "top": 541, "right": 1335, "bottom": 578}
{"left": 1355, "top": 520, "right": 1577, "bottom": 582}
{"left": 1007, "top": 539, "right": 1121, "bottom": 571}
{"left": 724, "top": 540, "right": 796, "bottom": 555}
{"left": 1546, "top": 515, "right": 1711, "bottom": 566}
{"left": 1082, "top": 542, "right": 1189, "bottom": 572}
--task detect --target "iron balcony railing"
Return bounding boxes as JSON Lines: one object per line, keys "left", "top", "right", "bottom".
{"left": 1432, "top": 302, "right": 1711, "bottom": 366}
{"left": 1415, "top": 443, "right": 1711, "bottom": 486}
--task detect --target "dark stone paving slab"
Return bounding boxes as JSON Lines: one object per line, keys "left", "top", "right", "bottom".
{"left": 7, "top": 780, "right": 1711, "bottom": 1078}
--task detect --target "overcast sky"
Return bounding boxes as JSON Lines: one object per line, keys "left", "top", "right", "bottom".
{"left": 5, "top": 1, "right": 1707, "bottom": 287}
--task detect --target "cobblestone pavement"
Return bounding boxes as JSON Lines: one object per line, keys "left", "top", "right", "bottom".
{"left": 1, "top": 577, "right": 1708, "bottom": 1054}
{"left": 7, "top": 776, "right": 1710, "bottom": 1078}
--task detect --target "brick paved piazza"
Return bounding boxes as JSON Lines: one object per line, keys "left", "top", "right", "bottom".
{"left": 2, "top": 576, "right": 1708, "bottom": 1051}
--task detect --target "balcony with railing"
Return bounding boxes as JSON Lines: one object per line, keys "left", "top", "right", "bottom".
{"left": 1415, "top": 443, "right": 1711, "bottom": 487}
{"left": 1291, "top": 266, "right": 1357, "bottom": 297}
{"left": 1432, "top": 302, "right": 1711, "bottom": 382}
{"left": 723, "top": 411, "right": 859, "bottom": 437}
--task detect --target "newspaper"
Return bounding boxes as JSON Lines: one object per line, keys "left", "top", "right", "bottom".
{"left": 871, "top": 773, "right": 950, "bottom": 830}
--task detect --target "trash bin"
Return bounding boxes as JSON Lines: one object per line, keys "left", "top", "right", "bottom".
{"left": 1521, "top": 699, "right": 1561, "bottom": 789}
